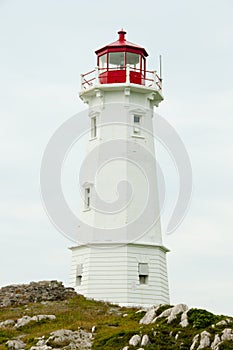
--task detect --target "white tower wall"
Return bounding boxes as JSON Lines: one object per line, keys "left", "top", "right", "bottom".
{"left": 69, "top": 83, "right": 170, "bottom": 306}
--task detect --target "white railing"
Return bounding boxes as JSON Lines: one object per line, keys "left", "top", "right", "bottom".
{"left": 80, "top": 65, "right": 162, "bottom": 92}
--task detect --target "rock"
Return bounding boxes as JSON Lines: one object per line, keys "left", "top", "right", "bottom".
{"left": 216, "top": 320, "right": 228, "bottom": 326}
{"left": 121, "top": 347, "right": 129, "bottom": 350}
{"left": 136, "top": 348, "right": 144, "bottom": 350}
{"left": 6, "top": 340, "right": 26, "bottom": 350}
{"left": 123, "top": 314, "right": 128, "bottom": 317}
{"left": 0, "top": 281, "right": 76, "bottom": 308}
{"left": 197, "top": 331, "right": 211, "bottom": 350}
{"left": 0, "top": 319, "right": 15, "bottom": 327}
{"left": 139, "top": 305, "right": 160, "bottom": 325}
{"left": 190, "top": 334, "right": 199, "bottom": 350}
{"left": 30, "top": 346, "right": 52, "bottom": 350}
{"left": 221, "top": 328, "right": 233, "bottom": 341}
{"left": 47, "top": 329, "right": 92, "bottom": 349}
{"left": 129, "top": 334, "right": 141, "bottom": 346}
{"left": 31, "top": 315, "right": 56, "bottom": 322}
{"left": 35, "top": 339, "right": 46, "bottom": 347}
{"left": 154, "top": 307, "right": 173, "bottom": 321}
{"left": 136, "top": 309, "right": 147, "bottom": 314}
{"left": 226, "top": 318, "right": 232, "bottom": 323}
{"left": 167, "top": 304, "right": 188, "bottom": 324}
{"left": 180, "top": 310, "right": 189, "bottom": 327}
{"left": 211, "top": 334, "right": 221, "bottom": 349}
{"left": 14, "top": 315, "right": 56, "bottom": 328}
{"left": 143, "top": 304, "right": 188, "bottom": 324}
{"left": 14, "top": 316, "right": 32, "bottom": 328}
{"left": 47, "top": 329, "right": 74, "bottom": 347}
{"left": 91, "top": 326, "right": 96, "bottom": 333}
{"left": 141, "top": 334, "right": 149, "bottom": 346}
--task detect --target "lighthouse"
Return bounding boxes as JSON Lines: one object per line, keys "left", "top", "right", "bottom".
{"left": 69, "top": 30, "right": 170, "bottom": 307}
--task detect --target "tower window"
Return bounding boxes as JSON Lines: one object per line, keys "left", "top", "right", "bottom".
{"left": 91, "top": 117, "right": 97, "bottom": 138}
{"left": 85, "top": 187, "right": 91, "bottom": 209}
{"left": 76, "top": 264, "right": 83, "bottom": 286}
{"left": 133, "top": 114, "right": 142, "bottom": 134}
{"left": 138, "top": 263, "right": 149, "bottom": 285}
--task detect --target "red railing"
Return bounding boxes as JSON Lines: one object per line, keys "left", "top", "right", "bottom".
{"left": 81, "top": 65, "right": 162, "bottom": 92}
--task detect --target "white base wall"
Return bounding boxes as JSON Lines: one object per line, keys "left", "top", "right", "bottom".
{"left": 69, "top": 243, "right": 169, "bottom": 307}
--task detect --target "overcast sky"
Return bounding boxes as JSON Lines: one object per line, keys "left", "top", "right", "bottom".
{"left": 0, "top": 0, "right": 232, "bottom": 316}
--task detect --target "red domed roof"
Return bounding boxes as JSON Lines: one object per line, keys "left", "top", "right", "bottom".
{"left": 95, "top": 29, "right": 148, "bottom": 57}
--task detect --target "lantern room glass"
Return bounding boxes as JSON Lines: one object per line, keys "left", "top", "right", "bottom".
{"left": 99, "top": 54, "right": 107, "bottom": 71}
{"left": 97, "top": 51, "right": 146, "bottom": 85}
{"left": 126, "top": 52, "right": 140, "bottom": 70}
{"left": 109, "top": 52, "right": 125, "bottom": 69}
{"left": 98, "top": 52, "right": 145, "bottom": 72}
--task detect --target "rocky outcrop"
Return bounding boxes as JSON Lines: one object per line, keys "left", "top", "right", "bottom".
{"left": 141, "top": 334, "right": 150, "bottom": 347}
{"left": 0, "top": 314, "right": 56, "bottom": 329}
{"left": 139, "top": 305, "right": 161, "bottom": 325}
{"left": 45, "top": 329, "right": 92, "bottom": 350}
{"left": 15, "top": 315, "right": 56, "bottom": 328}
{"left": 190, "top": 334, "right": 200, "bottom": 350}
{"left": 6, "top": 340, "right": 26, "bottom": 350}
{"left": 180, "top": 310, "right": 189, "bottom": 327}
{"left": 5, "top": 329, "right": 93, "bottom": 350}
{"left": 129, "top": 334, "right": 141, "bottom": 346}
{"left": 197, "top": 331, "right": 211, "bottom": 349}
{"left": 221, "top": 328, "right": 233, "bottom": 341}
{"left": 0, "top": 319, "right": 15, "bottom": 327}
{"left": 167, "top": 304, "right": 188, "bottom": 324}
{"left": 139, "top": 303, "right": 189, "bottom": 325}
{"left": 211, "top": 334, "right": 221, "bottom": 349}
{"left": 126, "top": 334, "right": 149, "bottom": 349}
{"left": 31, "top": 328, "right": 92, "bottom": 350}
{"left": 0, "top": 281, "right": 76, "bottom": 308}
{"left": 191, "top": 328, "right": 233, "bottom": 350}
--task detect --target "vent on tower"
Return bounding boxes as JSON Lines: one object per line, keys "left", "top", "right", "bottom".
{"left": 138, "top": 263, "right": 149, "bottom": 285}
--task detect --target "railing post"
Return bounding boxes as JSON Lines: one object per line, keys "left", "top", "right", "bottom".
{"left": 159, "top": 77, "right": 162, "bottom": 91}
{"left": 95, "top": 66, "right": 100, "bottom": 85}
{"left": 126, "top": 64, "right": 130, "bottom": 84}
{"left": 80, "top": 74, "right": 84, "bottom": 91}
{"left": 153, "top": 70, "right": 157, "bottom": 89}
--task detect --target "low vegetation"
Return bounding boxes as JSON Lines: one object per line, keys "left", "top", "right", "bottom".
{"left": 0, "top": 294, "right": 232, "bottom": 350}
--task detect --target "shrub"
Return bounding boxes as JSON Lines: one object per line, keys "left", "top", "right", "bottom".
{"left": 187, "top": 308, "right": 220, "bottom": 329}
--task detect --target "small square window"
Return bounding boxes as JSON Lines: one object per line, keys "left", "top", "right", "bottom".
{"left": 134, "top": 115, "right": 141, "bottom": 124}
{"left": 91, "top": 117, "right": 97, "bottom": 138}
{"left": 133, "top": 114, "right": 142, "bottom": 134}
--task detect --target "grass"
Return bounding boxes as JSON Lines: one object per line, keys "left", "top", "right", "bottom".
{"left": 0, "top": 296, "right": 232, "bottom": 350}
{"left": 0, "top": 295, "right": 141, "bottom": 350}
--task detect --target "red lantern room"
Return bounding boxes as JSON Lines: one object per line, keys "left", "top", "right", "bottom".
{"left": 95, "top": 29, "right": 148, "bottom": 85}
{"left": 80, "top": 30, "right": 162, "bottom": 92}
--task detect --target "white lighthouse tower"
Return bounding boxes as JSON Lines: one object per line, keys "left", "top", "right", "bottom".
{"left": 69, "top": 30, "right": 170, "bottom": 307}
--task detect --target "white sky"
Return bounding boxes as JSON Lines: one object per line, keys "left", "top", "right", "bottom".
{"left": 0, "top": 0, "right": 232, "bottom": 316}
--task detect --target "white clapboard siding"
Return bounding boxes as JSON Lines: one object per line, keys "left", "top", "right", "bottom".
{"left": 70, "top": 243, "right": 169, "bottom": 307}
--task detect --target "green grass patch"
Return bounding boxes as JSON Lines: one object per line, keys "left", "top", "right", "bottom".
{"left": 0, "top": 329, "right": 18, "bottom": 344}
{"left": 187, "top": 308, "right": 222, "bottom": 329}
